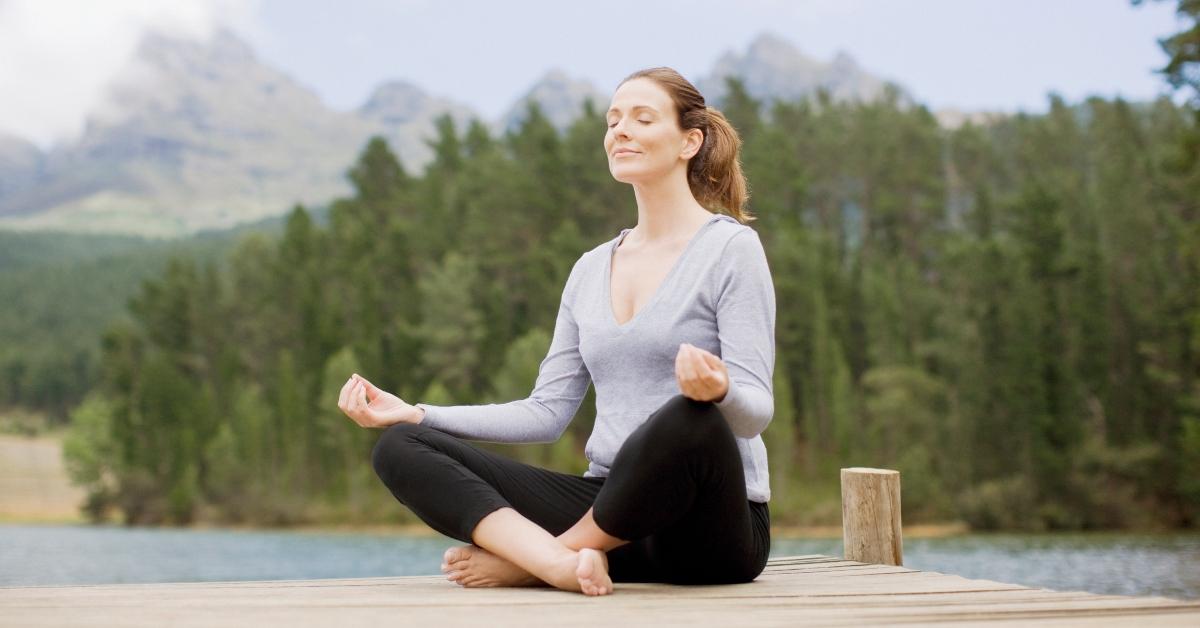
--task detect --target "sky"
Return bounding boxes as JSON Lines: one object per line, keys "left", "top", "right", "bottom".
{"left": 0, "top": 0, "right": 1188, "bottom": 149}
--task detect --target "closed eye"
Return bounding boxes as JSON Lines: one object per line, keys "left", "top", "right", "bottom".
{"left": 607, "top": 120, "right": 654, "bottom": 128}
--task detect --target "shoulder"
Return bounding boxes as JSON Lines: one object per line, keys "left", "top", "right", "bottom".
{"left": 574, "top": 232, "right": 620, "bottom": 271}
{"left": 710, "top": 217, "right": 767, "bottom": 264}
{"left": 583, "top": 231, "right": 621, "bottom": 259}
{"left": 562, "top": 230, "right": 622, "bottom": 292}
{"left": 709, "top": 218, "right": 773, "bottom": 301}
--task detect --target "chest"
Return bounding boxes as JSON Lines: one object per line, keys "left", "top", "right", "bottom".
{"left": 608, "top": 242, "right": 689, "bottom": 326}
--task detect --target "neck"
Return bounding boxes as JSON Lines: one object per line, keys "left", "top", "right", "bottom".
{"left": 627, "top": 166, "right": 713, "bottom": 245}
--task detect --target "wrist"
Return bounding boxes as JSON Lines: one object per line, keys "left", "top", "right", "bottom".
{"left": 713, "top": 379, "right": 732, "bottom": 404}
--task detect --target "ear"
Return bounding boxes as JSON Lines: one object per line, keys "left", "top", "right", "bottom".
{"left": 680, "top": 127, "right": 704, "bottom": 160}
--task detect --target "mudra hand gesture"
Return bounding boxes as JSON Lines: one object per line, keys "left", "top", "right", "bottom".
{"left": 675, "top": 342, "right": 730, "bottom": 402}
{"left": 337, "top": 373, "right": 423, "bottom": 428}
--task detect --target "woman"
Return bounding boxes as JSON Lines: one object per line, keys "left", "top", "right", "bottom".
{"left": 337, "top": 66, "right": 776, "bottom": 596}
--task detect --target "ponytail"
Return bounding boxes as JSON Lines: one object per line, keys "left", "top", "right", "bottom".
{"left": 689, "top": 106, "right": 753, "bottom": 223}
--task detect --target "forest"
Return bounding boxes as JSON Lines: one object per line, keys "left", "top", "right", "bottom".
{"left": 40, "top": 70, "right": 1197, "bottom": 530}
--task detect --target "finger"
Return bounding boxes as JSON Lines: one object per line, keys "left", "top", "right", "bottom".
{"left": 675, "top": 346, "right": 692, "bottom": 395}
{"left": 350, "top": 381, "right": 365, "bottom": 414}
{"left": 338, "top": 377, "right": 355, "bottom": 410}
{"left": 359, "top": 376, "right": 382, "bottom": 400}
{"left": 686, "top": 346, "right": 719, "bottom": 394}
{"left": 676, "top": 367, "right": 692, "bottom": 397}
{"left": 680, "top": 345, "right": 700, "bottom": 384}
{"left": 691, "top": 346, "right": 715, "bottom": 377}
{"left": 676, "top": 344, "right": 690, "bottom": 385}
{"left": 694, "top": 350, "right": 725, "bottom": 394}
{"left": 689, "top": 344, "right": 708, "bottom": 373}
{"left": 355, "top": 384, "right": 375, "bottom": 425}
{"left": 700, "top": 350, "right": 723, "bottom": 370}
{"left": 703, "top": 352, "right": 728, "bottom": 386}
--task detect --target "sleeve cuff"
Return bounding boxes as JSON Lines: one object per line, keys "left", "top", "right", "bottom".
{"left": 715, "top": 377, "right": 741, "bottom": 410}
{"left": 415, "top": 403, "right": 438, "bottom": 427}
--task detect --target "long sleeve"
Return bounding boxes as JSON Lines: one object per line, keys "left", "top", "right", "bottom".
{"left": 711, "top": 228, "right": 776, "bottom": 438}
{"left": 415, "top": 257, "right": 592, "bottom": 444}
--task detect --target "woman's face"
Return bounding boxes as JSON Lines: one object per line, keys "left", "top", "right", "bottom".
{"left": 604, "top": 78, "right": 702, "bottom": 185}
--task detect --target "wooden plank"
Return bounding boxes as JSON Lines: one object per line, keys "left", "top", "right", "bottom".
{"left": 2, "top": 555, "right": 1197, "bottom": 627}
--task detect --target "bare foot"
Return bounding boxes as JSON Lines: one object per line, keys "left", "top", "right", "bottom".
{"left": 575, "top": 548, "right": 613, "bottom": 596}
{"left": 441, "top": 545, "right": 541, "bottom": 588}
{"left": 506, "top": 546, "right": 612, "bottom": 596}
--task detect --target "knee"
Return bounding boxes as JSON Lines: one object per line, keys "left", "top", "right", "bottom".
{"left": 644, "top": 394, "right": 732, "bottom": 451}
{"left": 370, "top": 422, "right": 427, "bottom": 479}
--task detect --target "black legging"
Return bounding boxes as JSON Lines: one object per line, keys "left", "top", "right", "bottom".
{"left": 371, "top": 394, "right": 770, "bottom": 584}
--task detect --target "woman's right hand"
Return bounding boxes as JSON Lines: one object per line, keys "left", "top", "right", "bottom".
{"left": 337, "top": 373, "right": 424, "bottom": 428}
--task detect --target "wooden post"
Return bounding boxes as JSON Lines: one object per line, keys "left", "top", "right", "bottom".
{"left": 841, "top": 467, "right": 903, "bottom": 566}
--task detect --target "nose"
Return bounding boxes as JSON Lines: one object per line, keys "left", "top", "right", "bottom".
{"left": 611, "top": 117, "right": 632, "bottom": 139}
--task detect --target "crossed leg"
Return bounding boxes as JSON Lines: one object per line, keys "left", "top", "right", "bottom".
{"left": 441, "top": 505, "right": 628, "bottom": 591}
{"left": 371, "top": 422, "right": 628, "bottom": 595}
{"left": 371, "top": 394, "right": 762, "bottom": 594}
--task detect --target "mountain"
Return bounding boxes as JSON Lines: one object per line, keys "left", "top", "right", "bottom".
{"left": 0, "top": 133, "right": 42, "bottom": 203}
{"left": 0, "top": 30, "right": 371, "bottom": 235}
{"left": 0, "top": 30, "right": 477, "bottom": 236}
{"left": 697, "top": 32, "right": 905, "bottom": 108}
{"left": 0, "top": 29, "right": 970, "bottom": 237}
{"left": 357, "top": 80, "right": 478, "bottom": 169}
{"left": 498, "top": 69, "right": 608, "bottom": 135}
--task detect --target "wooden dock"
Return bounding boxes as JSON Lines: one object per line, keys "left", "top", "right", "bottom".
{"left": 5, "top": 469, "right": 1196, "bottom": 625}
{"left": 3, "top": 554, "right": 1199, "bottom": 626}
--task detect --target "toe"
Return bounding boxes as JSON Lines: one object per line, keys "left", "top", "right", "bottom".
{"left": 449, "top": 545, "right": 477, "bottom": 563}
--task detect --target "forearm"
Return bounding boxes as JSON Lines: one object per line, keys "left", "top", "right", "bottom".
{"left": 714, "top": 377, "right": 773, "bottom": 438}
{"left": 415, "top": 398, "right": 570, "bottom": 443}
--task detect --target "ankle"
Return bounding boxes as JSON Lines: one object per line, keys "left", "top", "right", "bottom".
{"left": 541, "top": 548, "right": 584, "bottom": 589}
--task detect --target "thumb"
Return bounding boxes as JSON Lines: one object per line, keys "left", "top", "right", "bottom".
{"left": 700, "top": 351, "right": 724, "bottom": 369}
{"left": 354, "top": 374, "right": 382, "bottom": 398}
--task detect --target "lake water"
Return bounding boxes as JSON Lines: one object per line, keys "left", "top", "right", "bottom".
{"left": 2, "top": 523, "right": 1198, "bottom": 600}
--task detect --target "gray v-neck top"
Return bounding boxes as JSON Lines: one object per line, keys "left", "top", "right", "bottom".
{"left": 417, "top": 213, "right": 776, "bottom": 502}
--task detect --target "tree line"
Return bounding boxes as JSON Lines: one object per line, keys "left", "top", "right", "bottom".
{"left": 57, "top": 74, "right": 1199, "bottom": 530}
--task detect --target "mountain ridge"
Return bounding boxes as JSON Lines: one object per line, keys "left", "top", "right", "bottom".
{"left": 0, "top": 29, "right": 957, "bottom": 237}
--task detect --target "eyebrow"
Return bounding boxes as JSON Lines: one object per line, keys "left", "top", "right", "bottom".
{"left": 606, "top": 105, "right": 659, "bottom": 115}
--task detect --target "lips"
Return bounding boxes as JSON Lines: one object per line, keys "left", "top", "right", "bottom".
{"left": 613, "top": 149, "right": 640, "bottom": 156}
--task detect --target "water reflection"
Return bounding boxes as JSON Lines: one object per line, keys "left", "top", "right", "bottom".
{"left": 2, "top": 524, "right": 1197, "bottom": 600}
{"left": 771, "top": 533, "right": 1200, "bottom": 600}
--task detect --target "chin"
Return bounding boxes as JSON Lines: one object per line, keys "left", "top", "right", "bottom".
{"left": 610, "top": 165, "right": 654, "bottom": 185}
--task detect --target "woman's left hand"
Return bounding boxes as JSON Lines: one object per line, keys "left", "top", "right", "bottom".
{"left": 675, "top": 342, "right": 730, "bottom": 402}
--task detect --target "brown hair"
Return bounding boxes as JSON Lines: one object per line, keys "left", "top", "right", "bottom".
{"left": 617, "top": 67, "right": 754, "bottom": 223}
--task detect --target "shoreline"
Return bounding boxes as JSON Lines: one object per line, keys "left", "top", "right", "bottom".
{"left": 4, "top": 431, "right": 1194, "bottom": 540}
{"left": 6, "top": 516, "right": 1194, "bottom": 539}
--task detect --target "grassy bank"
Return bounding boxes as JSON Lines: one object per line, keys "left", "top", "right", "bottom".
{"left": 0, "top": 431, "right": 87, "bottom": 524}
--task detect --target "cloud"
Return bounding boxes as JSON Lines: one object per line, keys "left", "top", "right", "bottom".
{"left": 0, "top": 0, "right": 260, "bottom": 149}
